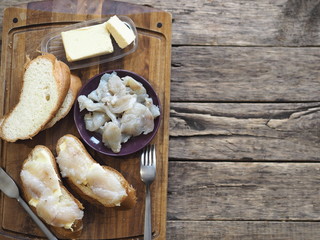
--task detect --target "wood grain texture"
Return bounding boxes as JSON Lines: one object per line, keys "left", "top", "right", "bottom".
{"left": 2, "top": 2, "right": 320, "bottom": 103}
{"left": 170, "top": 102, "right": 320, "bottom": 161}
{"left": 167, "top": 161, "right": 320, "bottom": 221}
{"left": 139, "top": 0, "right": 320, "bottom": 46}
{"left": 1, "top": 0, "right": 320, "bottom": 240}
{"left": 167, "top": 221, "right": 320, "bottom": 240}
{"left": 171, "top": 46, "right": 320, "bottom": 102}
{"left": 0, "top": 0, "right": 171, "bottom": 239}
{"left": 3, "top": 0, "right": 320, "bottom": 46}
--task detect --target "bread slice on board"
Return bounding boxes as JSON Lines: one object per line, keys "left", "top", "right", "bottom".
{"left": 20, "top": 145, "right": 84, "bottom": 239}
{"left": 44, "top": 74, "right": 82, "bottom": 129}
{"left": 56, "top": 134, "right": 137, "bottom": 209}
{"left": 0, "top": 54, "right": 70, "bottom": 142}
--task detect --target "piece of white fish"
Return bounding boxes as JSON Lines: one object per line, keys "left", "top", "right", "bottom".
{"left": 102, "top": 122, "right": 122, "bottom": 153}
{"left": 122, "top": 75, "right": 148, "bottom": 103}
{"left": 84, "top": 112, "right": 109, "bottom": 131}
{"left": 88, "top": 73, "right": 111, "bottom": 101}
{"left": 145, "top": 97, "right": 160, "bottom": 118}
{"left": 107, "top": 73, "right": 126, "bottom": 95}
{"left": 121, "top": 102, "right": 154, "bottom": 136}
{"left": 101, "top": 94, "right": 137, "bottom": 114}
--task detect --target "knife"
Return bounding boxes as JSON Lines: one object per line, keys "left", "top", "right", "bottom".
{"left": 0, "top": 167, "right": 58, "bottom": 240}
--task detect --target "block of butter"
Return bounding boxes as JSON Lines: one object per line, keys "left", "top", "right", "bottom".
{"left": 106, "top": 15, "right": 136, "bottom": 49}
{"left": 61, "top": 22, "right": 114, "bottom": 62}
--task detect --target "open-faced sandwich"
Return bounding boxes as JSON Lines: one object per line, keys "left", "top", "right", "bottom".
{"left": 56, "top": 134, "right": 137, "bottom": 208}
{"left": 20, "top": 145, "right": 84, "bottom": 239}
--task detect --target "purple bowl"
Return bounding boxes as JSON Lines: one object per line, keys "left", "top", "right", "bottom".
{"left": 74, "top": 70, "right": 161, "bottom": 157}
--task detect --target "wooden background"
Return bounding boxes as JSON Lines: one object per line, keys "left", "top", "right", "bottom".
{"left": 1, "top": 0, "right": 320, "bottom": 239}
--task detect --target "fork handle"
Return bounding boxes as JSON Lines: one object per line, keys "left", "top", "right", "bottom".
{"left": 17, "top": 196, "right": 58, "bottom": 240}
{"left": 144, "top": 185, "right": 152, "bottom": 240}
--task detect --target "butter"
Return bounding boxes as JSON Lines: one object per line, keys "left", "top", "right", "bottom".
{"left": 61, "top": 22, "right": 114, "bottom": 62}
{"left": 59, "top": 141, "right": 67, "bottom": 152}
{"left": 64, "top": 222, "right": 73, "bottom": 230}
{"left": 106, "top": 15, "right": 136, "bottom": 49}
{"left": 34, "top": 150, "right": 51, "bottom": 163}
{"left": 29, "top": 198, "right": 39, "bottom": 207}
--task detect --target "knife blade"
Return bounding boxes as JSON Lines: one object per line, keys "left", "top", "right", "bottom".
{"left": 0, "top": 167, "right": 58, "bottom": 240}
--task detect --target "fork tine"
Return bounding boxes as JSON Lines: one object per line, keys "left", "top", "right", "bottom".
{"left": 141, "top": 147, "right": 146, "bottom": 166}
{"left": 144, "top": 145, "right": 148, "bottom": 166}
{"left": 147, "top": 145, "right": 152, "bottom": 166}
{"left": 151, "top": 145, "right": 156, "bottom": 167}
{"left": 145, "top": 145, "right": 148, "bottom": 166}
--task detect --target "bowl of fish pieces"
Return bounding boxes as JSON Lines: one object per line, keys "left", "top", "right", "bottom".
{"left": 74, "top": 69, "right": 161, "bottom": 157}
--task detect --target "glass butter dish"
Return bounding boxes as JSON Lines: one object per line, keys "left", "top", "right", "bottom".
{"left": 40, "top": 16, "right": 138, "bottom": 70}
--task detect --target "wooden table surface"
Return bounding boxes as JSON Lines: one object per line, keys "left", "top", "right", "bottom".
{"left": 1, "top": 0, "right": 320, "bottom": 239}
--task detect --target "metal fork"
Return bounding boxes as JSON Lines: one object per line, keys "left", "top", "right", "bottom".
{"left": 140, "top": 145, "right": 156, "bottom": 240}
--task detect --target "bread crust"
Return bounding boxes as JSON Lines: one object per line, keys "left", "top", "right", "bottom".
{"left": 45, "top": 74, "right": 82, "bottom": 129}
{"left": 20, "top": 145, "right": 84, "bottom": 239}
{"left": 56, "top": 134, "right": 137, "bottom": 209}
{"left": 54, "top": 58, "right": 71, "bottom": 104}
{"left": 0, "top": 54, "right": 71, "bottom": 142}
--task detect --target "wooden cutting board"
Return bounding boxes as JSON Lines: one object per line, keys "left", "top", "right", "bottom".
{"left": 0, "top": 0, "right": 171, "bottom": 239}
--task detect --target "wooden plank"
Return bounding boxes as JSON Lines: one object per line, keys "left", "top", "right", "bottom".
{"left": 167, "top": 161, "right": 320, "bottom": 221}
{"left": 3, "top": 0, "right": 320, "bottom": 46}
{"left": 124, "top": 0, "right": 320, "bottom": 46}
{"left": 171, "top": 46, "right": 320, "bottom": 102}
{"left": 167, "top": 221, "right": 320, "bottom": 240}
{"left": 170, "top": 102, "right": 320, "bottom": 161}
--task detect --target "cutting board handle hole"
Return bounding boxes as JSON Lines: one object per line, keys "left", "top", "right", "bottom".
{"left": 157, "top": 22, "right": 162, "bottom": 28}
{"left": 12, "top": 18, "right": 18, "bottom": 23}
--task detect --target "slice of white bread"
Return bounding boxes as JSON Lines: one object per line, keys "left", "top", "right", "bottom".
{"left": 44, "top": 74, "right": 82, "bottom": 129}
{"left": 56, "top": 134, "right": 137, "bottom": 208}
{"left": 20, "top": 145, "right": 84, "bottom": 239}
{"left": 0, "top": 54, "right": 71, "bottom": 142}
